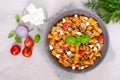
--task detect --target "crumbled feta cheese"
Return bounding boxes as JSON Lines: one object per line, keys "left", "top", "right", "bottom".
{"left": 62, "top": 18, "right": 66, "bottom": 23}
{"left": 81, "top": 66, "right": 85, "bottom": 70}
{"left": 96, "top": 43, "right": 101, "bottom": 49}
{"left": 72, "top": 66, "right": 76, "bottom": 70}
{"left": 76, "top": 32, "right": 82, "bottom": 35}
{"left": 74, "top": 14, "right": 78, "bottom": 17}
{"left": 89, "top": 45, "right": 93, "bottom": 48}
{"left": 59, "top": 30, "right": 64, "bottom": 35}
{"left": 93, "top": 47, "right": 98, "bottom": 51}
{"left": 66, "top": 51, "right": 72, "bottom": 56}
{"left": 86, "top": 21, "right": 90, "bottom": 26}
{"left": 49, "top": 45, "right": 53, "bottom": 50}
{"left": 56, "top": 54, "right": 61, "bottom": 58}
{"left": 84, "top": 17, "right": 88, "bottom": 20}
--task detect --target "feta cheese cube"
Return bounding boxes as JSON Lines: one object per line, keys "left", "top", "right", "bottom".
{"left": 37, "top": 8, "right": 46, "bottom": 19}
{"left": 56, "top": 54, "right": 61, "bottom": 58}
{"left": 96, "top": 43, "right": 101, "bottom": 49}
{"left": 66, "top": 51, "right": 72, "bottom": 56}
{"left": 62, "top": 18, "right": 66, "bottom": 23}
{"left": 22, "top": 14, "right": 31, "bottom": 22}
{"left": 89, "top": 45, "right": 93, "bottom": 48}
{"left": 49, "top": 45, "right": 53, "bottom": 50}
{"left": 59, "top": 30, "right": 64, "bottom": 35}
{"left": 34, "top": 19, "right": 44, "bottom": 26}
{"left": 93, "top": 47, "right": 98, "bottom": 51}
{"left": 74, "top": 14, "right": 78, "bottom": 17}
{"left": 81, "top": 66, "right": 85, "bottom": 70}
{"left": 76, "top": 32, "right": 82, "bottom": 35}
{"left": 86, "top": 21, "right": 90, "bottom": 26}
{"left": 84, "top": 17, "right": 88, "bottom": 20}
{"left": 26, "top": 3, "right": 37, "bottom": 14}
{"left": 72, "top": 66, "right": 76, "bottom": 70}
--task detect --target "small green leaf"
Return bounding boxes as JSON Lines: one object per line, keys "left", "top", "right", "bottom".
{"left": 15, "top": 14, "right": 20, "bottom": 23}
{"left": 65, "top": 36, "right": 77, "bottom": 45}
{"left": 76, "top": 35, "right": 82, "bottom": 42}
{"left": 15, "top": 35, "right": 22, "bottom": 43}
{"left": 34, "top": 34, "right": 41, "bottom": 43}
{"left": 81, "top": 34, "right": 90, "bottom": 44}
{"left": 75, "top": 42, "right": 81, "bottom": 46}
{"left": 8, "top": 31, "right": 16, "bottom": 38}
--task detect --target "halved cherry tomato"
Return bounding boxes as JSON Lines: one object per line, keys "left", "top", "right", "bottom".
{"left": 98, "top": 34, "right": 104, "bottom": 44}
{"left": 60, "top": 53, "right": 65, "bottom": 61}
{"left": 22, "top": 47, "right": 32, "bottom": 58}
{"left": 24, "top": 38, "right": 34, "bottom": 48}
{"left": 63, "top": 22, "right": 69, "bottom": 30}
{"left": 60, "top": 44, "right": 69, "bottom": 50}
{"left": 10, "top": 45, "right": 21, "bottom": 56}
{"left": 78, "top": 50, "right": 86, "bottom": 57}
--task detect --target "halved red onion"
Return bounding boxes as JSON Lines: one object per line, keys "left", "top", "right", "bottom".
{"left": 16, "top": 26, "right": 28, "bottom": 38}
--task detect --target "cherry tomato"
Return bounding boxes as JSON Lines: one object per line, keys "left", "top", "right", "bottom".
{"left": 63, "top": 22, "right": 69, "bottom": 30}
{"left": 24, "top": 38, "right": 34, "bottom": 48}
{"left": 22, "top": 47, "right": 32, "bottom": 58}
{"left": 10, "top": 45, "right": 21, "bottom": 56}
{"left": 60, "top": 44, "right": 69, "bottom": 50}
{"left": 98, "top": 35, "right": 104, "bottom": 44}
{"left": 78, "top": 50, "right": 86, "bottom": 57}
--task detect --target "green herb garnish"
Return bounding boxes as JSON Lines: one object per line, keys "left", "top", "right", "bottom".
{"left": 65, "top": 36, "right": 77, "bottom": 45}
{"left": 15, "top": 15, "right": 20, "bottom": 23}
{"left": 81, "top": 35, "right": 90, "bottom": 44}
{"left": 76, "top": 35, "right": 82, "bottom": 42}
{"left": 15, "top": 35, "right": 22, "bottom": 43}
{"left": 65, "top": 35, "right": 90, "bottom": 45}
{"left": 34, "top": 34, "right": 41, "bottom": 43}
{"left": 75, "top": 41, "right": 81, "bottom": 46}
{"left": 8, "top": 31, "right": 16, "bottom": 38}
{"left": 83, "top": 0, "right": 120, "bottom": 23}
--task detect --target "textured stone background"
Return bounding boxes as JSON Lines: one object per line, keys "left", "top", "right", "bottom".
{"left": 0, "top": 0, "right": 120, "bottom": 80}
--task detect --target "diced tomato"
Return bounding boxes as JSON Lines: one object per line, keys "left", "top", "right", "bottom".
{"left": 78, "top": 50, "right": 86, "bottom": 57}
{"left": 98, "top": 34, "right": 104, "bottom": 44}
{"left": 60, "top": 53, "right": 65, "bottom": 61}
{"left": 60, "top": 44, "right": 69, "bottom": 50}
{"left": 63, "top": 22, "right": 69, "bottom": 30}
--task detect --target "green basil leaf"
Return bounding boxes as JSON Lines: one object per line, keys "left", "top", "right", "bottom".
{"left": 15, "top": 15, "right": 20, "bottom": 23}
{"left": 81, "top": 34, "right": 90, "bottom": 44}
{"left": 65, "top": 36, "right": 76, "bottom": 45}
{"left": 76, "top": 35, "right": 82, "bottom": 42}
{"left": 8, "top": 31, "right": 16, "bottom": 38}
{"left": 75, "top": 41, "right": 81, "bottom": 46}
{"left": 15, "top": 35, "right": 22, "bottom": 43}
{"left": 34, "top": 34, "right": 41, "bottom": 43}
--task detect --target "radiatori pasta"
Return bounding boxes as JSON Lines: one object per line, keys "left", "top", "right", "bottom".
{"left": 48, "top": 14, "right": 104, "bottom": 70}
